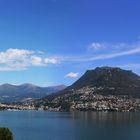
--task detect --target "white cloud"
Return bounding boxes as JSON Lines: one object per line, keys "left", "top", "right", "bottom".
{"left": 37, "top": 50, "right": 45, "bottom": 54}
{"left": 88, "top": 42, "right": 133, "bottom": 51}
{"left": 65, "top": 45, "right": 140, "bottom": 62}
{"left": 0, "top": 48, "right": 33, "bottom": 63}
{"left": 0, "top": 48, "right": 60, "bottom": 71}
{"left": 86, "top": 47, "right": 140, "bottom": 61}
{"left": 1, "top": 42, "right": 140, "bottom": 71}
{"left": 31, "top": 56, "right": 43, "bottom": 66}
{"left": 65, "top": 72, "right": 79, "bottom": 78}
{"left": 88, "top": 42, "right": 105, "bottom": 50}
{"left": 44, "top": 58, "right": 60, "bottom": 64}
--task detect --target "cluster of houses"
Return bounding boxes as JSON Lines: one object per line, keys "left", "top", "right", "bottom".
{"left": 0, "top": 103, "right": 36, "bottom": 110}
{"left": 0, "top": 86, "right": 140, "bottom": 112}
{"left": 51, "top": 86, "right": 140, "bottom": 112}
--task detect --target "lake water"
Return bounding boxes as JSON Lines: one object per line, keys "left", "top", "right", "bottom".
{"left": 0, "top": 111, "right": 140, "bottom": 140}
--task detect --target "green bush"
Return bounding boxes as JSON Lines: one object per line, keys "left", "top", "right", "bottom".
{"left": 0, "top": 128, "right": 13, "bottom": 140}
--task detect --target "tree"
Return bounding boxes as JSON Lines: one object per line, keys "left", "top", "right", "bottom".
{"left": 0, "top": 128, "right": 13, "bottom": 140}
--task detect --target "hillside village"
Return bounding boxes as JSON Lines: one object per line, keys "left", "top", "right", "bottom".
{"left": 47, "top": 86, "right": 140, "bottom": 112}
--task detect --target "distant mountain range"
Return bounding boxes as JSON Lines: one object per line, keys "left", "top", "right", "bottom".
{"left": 0, "top": 83, "right": 66, "bottom": 103}
{"left": 47, "top": 66, "right": 140, "bottom": 100}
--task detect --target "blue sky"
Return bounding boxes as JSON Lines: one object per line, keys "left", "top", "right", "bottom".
{"left": 0, "top": 0, "right": 140, "bottom": 86}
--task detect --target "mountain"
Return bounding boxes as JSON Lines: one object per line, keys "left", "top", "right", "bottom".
{"left": 48, "top": 66, "right": 140, "bottom": 99}
{"left": 33, "top": 67, "right": 140, "bottom": 112}
{"left": 70, "top": 67, "right": 140, "bottom": 89}
{"left": 0, "top": 84, "right": 66, "bottom": 103}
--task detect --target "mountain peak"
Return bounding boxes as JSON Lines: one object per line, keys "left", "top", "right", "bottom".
{"left": 95, "top": 66, "right": 121, "bottom": 70}
{"left": 20, "top": 83, "right": 38, "bottom": 87}
{"left": 56, "top": 67, "right": 140, "bottom": 98}
{"left": 0, "top": 83, "right": 13, "bottom": 87}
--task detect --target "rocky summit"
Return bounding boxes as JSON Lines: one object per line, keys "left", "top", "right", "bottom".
{"left": 52, "top": 66, "right": 140, "bottom": 98}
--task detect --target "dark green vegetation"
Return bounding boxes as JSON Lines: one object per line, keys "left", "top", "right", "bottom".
{"left": 0, "top": 128, "right": 13, "bottom": 140}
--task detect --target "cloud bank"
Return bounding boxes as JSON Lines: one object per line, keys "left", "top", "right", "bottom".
{"left": 1, "top": 41, "right": 140, "bottom": 71}
{"left": 0, "top": 48, "right": 59, "bottom": 71}
{"left": 65, "top": 42, "right": 140, "bottom": 62}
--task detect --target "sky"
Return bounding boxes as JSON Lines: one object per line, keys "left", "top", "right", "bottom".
{"left": 0, "top": 0, "right": 140, "bottom": 86}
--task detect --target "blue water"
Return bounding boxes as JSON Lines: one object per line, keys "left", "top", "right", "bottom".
{"left": 0, "top": 111, "right": 140, "bottom": 140}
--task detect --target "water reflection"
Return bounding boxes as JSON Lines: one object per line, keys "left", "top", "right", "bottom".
{"left": 70, "top": 112, "right": 140, "bottom": 140}
{"left": 0, "top": 111, "right": 140, "bottom": 140}
{"left": 71, "top": 111, "right": 140, "bottom": 125}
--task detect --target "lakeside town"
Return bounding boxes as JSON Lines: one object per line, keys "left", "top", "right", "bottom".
{"left": 48, "top": 86, "right": 140, "bottom": 112}
{"left": 1, "top": 86, "right": 140, "bottom": 112}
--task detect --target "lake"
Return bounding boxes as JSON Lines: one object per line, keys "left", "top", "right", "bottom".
{"left": 0, "top": 111, "right": 140, "bottom": 140}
